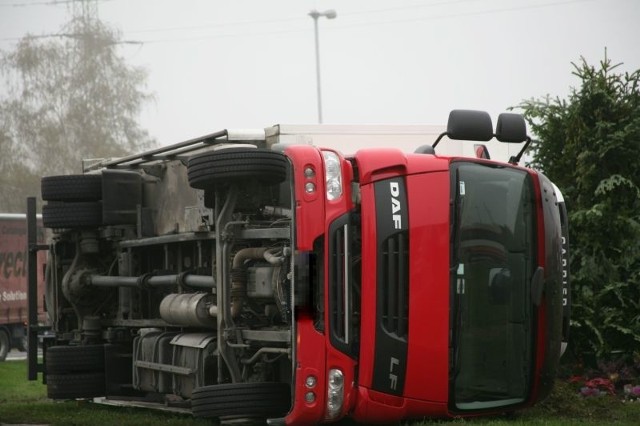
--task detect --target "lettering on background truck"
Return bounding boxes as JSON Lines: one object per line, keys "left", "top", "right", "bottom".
{"left": 27, "top": 110, "right": 569, "bottom": 424}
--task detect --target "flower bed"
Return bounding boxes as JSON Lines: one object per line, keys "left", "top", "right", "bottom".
{"left": 565, "top": 351, "right": 640, "bottom": 402}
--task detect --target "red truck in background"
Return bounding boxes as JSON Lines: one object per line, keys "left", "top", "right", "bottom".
{"left": 27, "top": 110, "right": 570, "bottom": 424}
{"left": 0, "top": 214, "right": 46, "bottom": 361}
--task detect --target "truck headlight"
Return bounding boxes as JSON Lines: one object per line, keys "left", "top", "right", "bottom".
{"left": 322, "top": 151, "right": 342, "bottom": 200}
{"left": 326, "top": 368, "right": 344, "bottom": 419}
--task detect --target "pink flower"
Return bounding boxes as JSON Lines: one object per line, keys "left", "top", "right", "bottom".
{"left": 584, "top": 377, "right": 615, "bottom": 395}
{"left": 623, "top": 384, "right": 640, "bottom": 398}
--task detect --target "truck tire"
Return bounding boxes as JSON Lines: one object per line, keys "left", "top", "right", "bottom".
{"left": 187, "top": 149, "right": 288, "bottom": 190}
{"left": 46, "top": 345, "right": 105, "bottom": 374}
{"left": 0, "top": 329, "right": 9, "bottom": 362}
{"left": 42, "top": 202, "right": 102, "bottom": 229}
{"left": 16, "top": 335, "right": 28, "bottom": 353}
{"left": 41, "top": 174, "right": 102, "bottom": 202}
{"left": 191, "top": 382, "right": 290, "bottom": 419}
{"left": 47, "top": 372, "right": 106, "bottom": 399}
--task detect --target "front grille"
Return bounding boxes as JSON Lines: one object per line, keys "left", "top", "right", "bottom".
{"left": 329, "top": 221, "right": 347, "bottom": 342}
{"left": 328, "top": 213, "right": 354, "bottom": 356}
{"left": 380, "top": 231, "right": 409, "bottom": 340}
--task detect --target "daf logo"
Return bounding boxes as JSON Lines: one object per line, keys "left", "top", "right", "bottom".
{"left": 390, "top": 182, "right": 402, "bottom": 230}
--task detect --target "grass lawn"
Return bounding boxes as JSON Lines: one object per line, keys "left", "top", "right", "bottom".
{"left": 1, "top": 359, "right": 639, "bottom": 425}
{"left": 0, "top": 359, "right": 209, "bottom": 426}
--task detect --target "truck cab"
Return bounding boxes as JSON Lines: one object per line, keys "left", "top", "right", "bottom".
{"left": 27, "top": 110, "right": 569, "bottom": 424}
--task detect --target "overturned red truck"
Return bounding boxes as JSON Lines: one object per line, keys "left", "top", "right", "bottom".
{"left": 27, "top": 110, "right": 570, "bottom": 424}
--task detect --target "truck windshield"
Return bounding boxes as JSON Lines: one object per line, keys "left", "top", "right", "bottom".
{"left": 450, "top": 161, "right": 536, "bottom": 410}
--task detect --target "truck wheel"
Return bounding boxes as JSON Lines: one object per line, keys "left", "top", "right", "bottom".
{"left": 187, "top": 148, "right": 288, "bottom": 190}
{"left": 42, "top": 202, "right": 102, "bottom": 228}
{"left": 46, "top": 345, "right": 105, "bottom": 374}
{"left": 0, "top": 329, "right": 9, "bottom": 362}
{"left": 191, "top": 382, "right": 290, "bottom": 419}
{"left": 16, "top": 335, "right": 28, "bottom": 353}
{"left": 41, "top": 174, "right": 102, "bottom": 202}
{"left": 47, "top": 372, "right": 106, "bottom": 399}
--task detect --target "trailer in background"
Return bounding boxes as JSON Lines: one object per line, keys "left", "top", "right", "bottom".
{"left": 0, "top": 213, "right": 46, "bottom": 361}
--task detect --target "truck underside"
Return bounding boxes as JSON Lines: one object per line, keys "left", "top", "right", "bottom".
{"left": 35, "top": 145, "right": 301, "bottom": 419}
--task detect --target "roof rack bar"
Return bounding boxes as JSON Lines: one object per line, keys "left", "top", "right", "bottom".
{"left": 88, "top": 129, "right": 228, "bottom": 170}
{"left": 106, "top": 142, "right": 232, "bottom": 169}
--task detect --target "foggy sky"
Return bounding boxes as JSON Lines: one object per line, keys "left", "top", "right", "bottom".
{"left": 1, "top": 0, "right": 639, "bottom": 146}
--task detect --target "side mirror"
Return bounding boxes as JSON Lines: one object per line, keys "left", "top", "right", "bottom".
{"left": 447, "top": 109, "right": 494, "bottom": 142}
{"left": 495, "top": 112, "right": 532, "bottom": 165}
{"left": 433, "top": 109, "right": 493, "bottom": 147}
{"left": 496, "top": 113, "right": 527, "bottom": 143}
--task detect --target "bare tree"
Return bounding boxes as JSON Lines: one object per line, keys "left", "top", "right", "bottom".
{"left": 0, "top": 1, "right": 155, "bottom": 212}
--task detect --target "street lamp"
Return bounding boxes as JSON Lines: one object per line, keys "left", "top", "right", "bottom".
{"left": 309, "top": 9, "right": 337, "bottom": 124}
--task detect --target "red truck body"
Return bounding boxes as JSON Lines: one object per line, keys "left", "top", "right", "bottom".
{"left": 27, "top": 110, "right": 569, "bottom": 424}
{"left": 0, "top": 214, "right": 46, "bottom": 360}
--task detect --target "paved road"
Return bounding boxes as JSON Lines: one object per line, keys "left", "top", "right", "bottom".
{"left": 5, "top": 349, "right": 41, "bottom": 361}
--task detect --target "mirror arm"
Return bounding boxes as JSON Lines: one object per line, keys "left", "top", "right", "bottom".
{"left": 432, "top": 132, "right": 448, "bottom": 148}
{"left": 509, "top": 136, "right": 532, "bottom": 165}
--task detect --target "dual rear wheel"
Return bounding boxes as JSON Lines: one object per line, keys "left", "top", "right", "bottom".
{"left": 41, "top": 175, "right": 103, "bottom": 229}
{"left": 45, "top": 345, "right": 105, "bottom": 399}
{"left": 41, "top": 149, "right": 288, "bottom": 228}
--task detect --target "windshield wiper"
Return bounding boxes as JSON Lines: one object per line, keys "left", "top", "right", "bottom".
{"left": 450, "top": 168, "right": 463, "bottom": 273}
{"left": 450, "top": 168, "right": 464, "bottom": 378}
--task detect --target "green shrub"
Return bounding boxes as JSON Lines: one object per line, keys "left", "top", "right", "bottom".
{"left": 518, "top": 53, "right": 640, "bottom": 357}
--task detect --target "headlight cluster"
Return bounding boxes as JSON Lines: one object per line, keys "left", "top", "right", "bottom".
{"left": 326, "top": 368, "right": 344, "bottom": 419}
{"left": 322, "top": 151, "right": 343, "bottom": 200}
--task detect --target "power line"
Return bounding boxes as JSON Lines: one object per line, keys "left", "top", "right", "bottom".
{"left": 126, "top": 16, "right": 303, "bottom": 35}
{"left": 0, "top": 31, "right": 141, "bottom": 44}
{"left": 134, "top": 0, "right": 600, "bottom": 44}
{"left": 1, "top": 0, "right": 601, "bottom": 44}
{"left": 121, "top": 0, "right": 486, "bottom": 34}
{"left": 139, "top": 27, "right": 308, "bottom": 45}
{"left": 0, "top": 0, "right": 111, "bottom": 7}
{"left": 114, "top": 0, "right": 482, "bottom": 37}
{"left": 131, "top": 0, "right": 601, "bottom": 45}
{"left": 338, "top": 0, "right": 487, "bottom": 17}
{"left": 325, "top": 0, "right": 599, "bottom": 32}
{"left": 0, "top": 1, "right": 68, "bottom": 6}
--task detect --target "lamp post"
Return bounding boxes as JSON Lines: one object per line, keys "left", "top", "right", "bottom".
{"left": 308, "top": 9, "right": 336, "bottom": 124}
